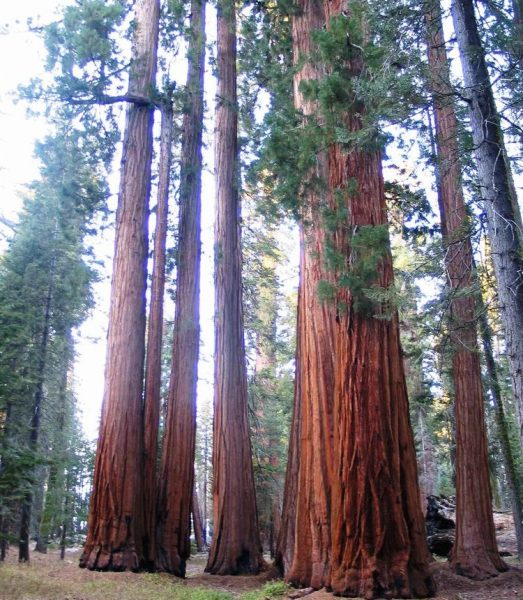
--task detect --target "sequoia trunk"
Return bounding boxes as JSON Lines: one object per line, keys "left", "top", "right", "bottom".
{"left": 451, "top": 0, "right": 523, "bottom": 450}
{"left": 205, "top": 0, "right": 263, "bottom": 575}
{"left": 79, "top": 0, "right": 159, "bottom": 571}
{"left": 142, "top": 102, "right": 172, "bottom": 569}
{"left": 275, "top": 1, "right": 336, "bottom": 588}
{"left": 155, "top": 0, "right": 205, "bottom": 577}
{"left": 426, "top": 3, "right": 506, "bottom": 579}
{"left": 192, "top": 488, "right": 205, "bottom": 552}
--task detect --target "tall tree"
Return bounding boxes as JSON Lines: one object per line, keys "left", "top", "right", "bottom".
{"left": 205, "top": 0, "right": 263, "bottom": 575}
{"left": 426, "top": 2, "right": 507, "bottom": 579}
{"left": 142, "top": 98, "right": 173, "bottom": 569}
{"left": 278, "top": 2, "right": 435, "bottom": 596}
{"left": 323, "top": 3, "right": 433, "bottom": 596}
{"left": 275, "top": 0, "right": 336, "bottom": 588}
{"left": 79, "top": 0, "right": 160, "bottom": 571}
{"left": 451, "top": 0, "right": 523, "bottom": 451}
{"left": 156, "top": 0, "right": 206, "bottom": 576}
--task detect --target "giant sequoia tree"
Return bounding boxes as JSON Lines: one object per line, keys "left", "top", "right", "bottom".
{"left": 156, "top": 0, "right": 206, "bottom": 576}
{"left": 80, "top": 0, "right": 160, "bottom": 571}
{"left": 205, "top": 0, "right": 264, "bottom": 576}
{"left": 278, "top": 2, "right": 434, "bottom": 597}
{"left": 426, "top": 2, "right": 507, "bottom": 579}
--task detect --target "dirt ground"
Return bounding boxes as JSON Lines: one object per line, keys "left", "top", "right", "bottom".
{"left": 2, "top": 512, "right": 523, "bottom": 600}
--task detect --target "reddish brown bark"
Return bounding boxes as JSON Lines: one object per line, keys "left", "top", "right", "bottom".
{"left": 276, "top": 1, "right": 336, "bottom": 589}
{"left": 205, "top": 0, "right": 263, "bottom": 576}
{"left": 155, "top": 0, "right": 206, "bottom": 577}
{"left": 426, "top": 4, "right": 506, "bottom": 579}
{"left": 279, "top": 2, "right": 434, "bottom": 597}
{"left": 79, "top": 0, "right": 159, "bottom": 572}
{"left": 142, "top": 103, "right": 173, "bottom": 569}
{"left": 192, "top": 488, "right": 205, "bottom": 552}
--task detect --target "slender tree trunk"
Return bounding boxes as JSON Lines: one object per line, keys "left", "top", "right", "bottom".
{"left": 19, "top": 270, "right": 54, "bottom": 563}
{"left": 478, "top": 299, "right": 523, "bottom": 559}
{"left": 426, "top": 2, "right": 506, "bottom": 579}
{"left": 0, "top": 398, "right": 13, "bottom": 561}
{"left": 142, "top": 99, "right": 173, "bottom": 569}
{"left": 205, "top": 0, "right": 263, "bottom": 575}
{"left": 79, "top": 0, "right": 159, "bottom": 572}
{"left": 451, "top": 0, "right": 523, "bottom": 451}
{"left": 192, "top": 488, "right": 205, "bottom": 552}
{"left": 155, "top": 0, "right": 205, "bottom": 577}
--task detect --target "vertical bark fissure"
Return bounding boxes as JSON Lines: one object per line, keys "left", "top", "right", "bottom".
{"left": 142, "top": 100, "right": 173, "bottom": 569}
{"left": 205, "top": 0, "right": 263, "bottom": 575}
{"left": 80, "top": 0, "right": 159, "bottom": 572}
{"left": 427, "top": 2, "right": 506, "bottom": 579}
{"left": 155, "top": 0, "right": 206, "bottom": 576}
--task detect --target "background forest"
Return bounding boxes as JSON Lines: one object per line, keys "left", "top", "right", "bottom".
{"left": 1, "top": 0, "right": 523, "bottom": 598}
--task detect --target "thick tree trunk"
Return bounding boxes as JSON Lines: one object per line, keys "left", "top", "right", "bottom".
{"left": 426, "top": 3, "right": 506, "bottom": 579}
{"left": 192, "top": 488, "right": 205, "bottom": 552}
{"left": 279, "top": 3, "right": 434, "bottom": 597}
{"left": 205, "top": 0, "right": 263, "bottom": 576}
{"left": 155, "top": 0, "right": 205, "bottom": 577}
{"left": 142, "top": 101, "right": 173, "bottom": 569}
{"left": 451, "top": 0, "right": 523, "bottom": 450}
{"left": 275, "top": 1, "right": 336, "bottom": 589}
{"left": 79, "top": 0, "right": 159, "bottom": 572}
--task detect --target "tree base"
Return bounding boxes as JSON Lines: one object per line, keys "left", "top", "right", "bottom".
{"left": 79, "top": 544, "right": 140, "bottom": 572}
{"left": 205, "top": 549, "right": 265, "bottom": 576}
{"left": 155, "top": 549, "right": 186, "bottom": 577}
{"left": 450, "top": 552, "right": 508, "bottom": 581}
{"left": 329, "top": 562, "right": 436, "bottom": 599}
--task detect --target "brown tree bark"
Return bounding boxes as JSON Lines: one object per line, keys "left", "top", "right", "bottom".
{"left": 155, "top": 0, "right": 206, "bottom": 577}
{"left": 142, "top": 101, "right": 173, "bottom": 569}
{"left": 451, "top": 0, "right": 523, "bottom": 452}
{"left": 275, "top": 1, "right": 336, "bottom": 589}
{"left": 426, "top": 2, "right": 507, "bottom": 579}
{"left": 205, "top": 0, "right": 263, "bottom": 576}
{"left": 279, "top": 2, "right": 435, "bottom": 597}
{"left": 79, "top": 0, "right": 159, "bottom": 572}
{"left": 192, "top": 488, "right": 205, "bottom": 552}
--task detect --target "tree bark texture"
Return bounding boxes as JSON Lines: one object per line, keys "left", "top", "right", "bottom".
{"left": 451, "top": 0, "right": 523, "bottom": 450}
{"left": 426, "top": 3, "right": 506, "bottom": 579}
{"left": 192, "top": 488, "right": 205, "bottom": 552}
{"left": 156, "top": 0, "right": 206, "bottom": 577}
{"left": 275, "top": 0, "right": 336, "bottom": 589}
{"left": 279, "top": 3, "right": 434, "bottom": 597}
{"left": 205, "top": 0, "right": 263, "bottom": 575}
{"left": 79, "top": 0, "right": 159, "bottom": 572}
{"left": 142, "top": 103, "right": 173, "bottom": 569}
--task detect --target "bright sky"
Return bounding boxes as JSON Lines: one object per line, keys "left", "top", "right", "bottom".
{"left": 0, "top": 1, "right": 218, "bottom": 441}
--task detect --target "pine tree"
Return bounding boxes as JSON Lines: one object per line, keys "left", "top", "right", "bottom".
{"left": 451, "top": 0, "right": 523, "bottom": 451}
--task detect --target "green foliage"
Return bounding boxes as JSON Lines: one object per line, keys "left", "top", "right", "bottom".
{"left": 241, "top": 581, "right": 289, "bottom": 600}
{"left": 0, "top": 123, "right": 107, "bottom": 553}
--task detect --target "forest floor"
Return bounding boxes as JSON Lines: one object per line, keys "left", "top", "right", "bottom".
{"left": 2, "top": 512, "right": 523, "bottom": 600}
